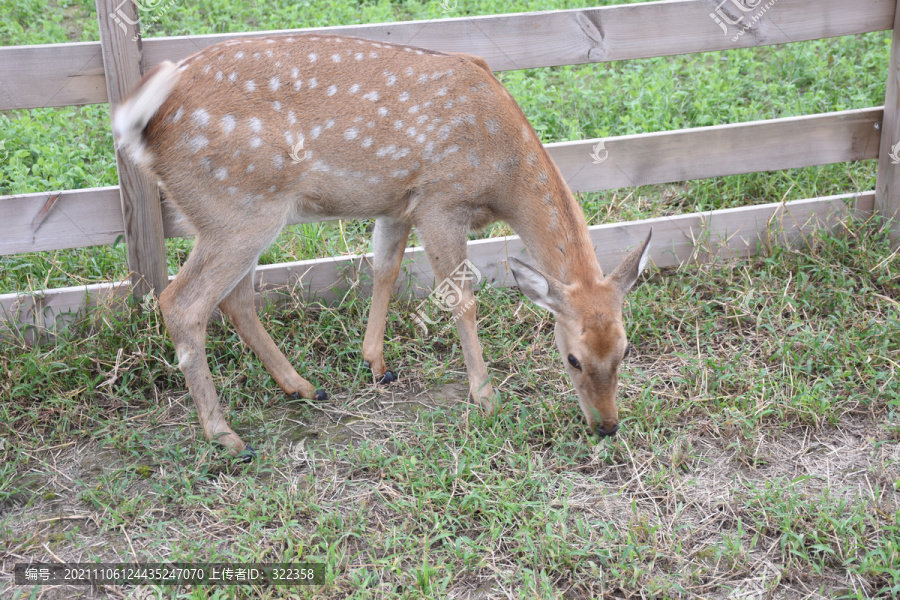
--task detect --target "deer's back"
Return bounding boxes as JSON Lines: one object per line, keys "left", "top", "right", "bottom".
{"left": 142, "top": 35, "right": 540, "bottom": 225}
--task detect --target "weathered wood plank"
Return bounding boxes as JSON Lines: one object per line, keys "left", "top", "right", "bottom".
{"left": 0, "top": 108, "right": 883, "bottom": 255}
{"left": 0, "top": 187, "right": 191, "bottom": 256}
{"left": 553, "top": 107, "right": 883, "bottom": 193}
{"left": 3, "top": 192, "right": 874, "bottom": 332}
{"left": 0, "top": 42, "right": 106, "bottom": 111}
{"left": 875, "top": 1, "right": 900, "bottom": 247}
{"left": 2, "top": 0, "right": 893, "bottom": 110}
{"left": 96, "top": 0, "right": 169, "bottom": 298}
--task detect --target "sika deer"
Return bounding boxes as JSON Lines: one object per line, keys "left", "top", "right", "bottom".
{"left": 113, "top": 34, "right": 651, "bottom": 458}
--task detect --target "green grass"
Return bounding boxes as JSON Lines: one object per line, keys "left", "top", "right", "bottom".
{"left": 2, "top": 0, "right": 900, "bottom": 598}
{"left": 2, "top": 216, "right": 899, "bottom": 598}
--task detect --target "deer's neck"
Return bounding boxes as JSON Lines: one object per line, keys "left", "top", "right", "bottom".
{"left": 508, "top": 154, "right": 601, "bottom": 285}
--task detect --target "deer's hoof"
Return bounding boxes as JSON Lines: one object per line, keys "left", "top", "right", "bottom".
{"left": 237, "top": 445, "right": 256, "bottom": 464}
{"left": 378, "top": 371, "right": 397, "bottom": 384}
{"left": 315, "top": 389, "right": 328, "bottom": 402}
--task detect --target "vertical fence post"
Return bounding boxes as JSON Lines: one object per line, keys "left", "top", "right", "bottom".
{"left": 876, "top": 0, "right": 900, "bottom": 247}
{"left": 96, "top": 0, "right": 169, "bottom": 300}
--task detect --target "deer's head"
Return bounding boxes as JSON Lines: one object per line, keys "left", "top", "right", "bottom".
{"left": 509, "top": 229, "right": 652, "bottom": 437}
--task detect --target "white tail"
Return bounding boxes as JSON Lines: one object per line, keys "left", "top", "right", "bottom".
{"left": 113, "top": 61, "right": 182, "bottom": 167}
{"left": 114, "top": 34, "right": 651, "bottom": 457}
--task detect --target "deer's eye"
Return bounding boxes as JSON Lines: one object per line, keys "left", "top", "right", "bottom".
{"left": 567, "top": 354, "right": 582, "bottom": 371}
{"left": 624, "top": 344, "right": 631, "bottom": 359}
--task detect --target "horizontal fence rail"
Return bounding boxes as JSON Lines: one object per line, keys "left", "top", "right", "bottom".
{"left": 0, "top": 107, "right": 883, "bottom": 256}
{"left": 0, "top": 192, "right": 875, "bottom": 332}
{"left": 0, "top": 0, "right": 894, "bottom": 111}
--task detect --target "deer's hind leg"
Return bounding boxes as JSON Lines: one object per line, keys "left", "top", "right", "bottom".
{"left": 218, "top": 267, "right": 325, "bottom": 401}
{"left": 159, "top": 219, "right": 284, "bottom": 457}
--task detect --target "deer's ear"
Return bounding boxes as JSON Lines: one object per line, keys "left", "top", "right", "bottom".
{"left": 607, "top": 228, "right": 652, "bottom": 297}
{"left": 509, "top": 257, "right": 563, "bottom": 313}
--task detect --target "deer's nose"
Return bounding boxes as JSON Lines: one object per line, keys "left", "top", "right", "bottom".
{"left": 594, "top": 423, "right": 619, "bottom": 438}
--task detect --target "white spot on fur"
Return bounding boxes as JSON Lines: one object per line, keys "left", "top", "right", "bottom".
{"left": 486, "top": 119, "right": 500, "bottom": 134}
{"left": 308, "top": 53, "right": 318, "bottom": 62}
{"left": 409, "top": 105, "right": 419, "bottom": 114}
{"left": 188, "top": 135, "right": 209, "bottom": 154}
{"left": 228, "top": 72, "right": 238, "bottom": 83}
{"left": 291, "top": 67, "right": 300, "bottom": 78}
{"left": 309, "top": 77, "right": 318, "bottom": 88}
{"left": 378, "top": 107, "right": 388, "bottom": 117}
{"left": 327, "top": 85, "right": 338, "bottom": 96}
{"left": 362, "top": 91, "right": 379, "bottom": 102}
{"left": 245, "top": 80, "right": 257, "bottom": 92}
{"left": 246, "top": 163, "right": 255, "bottom": 173}
{"left": 399, "top": 91, "right": 409, "bottom": 102}
{"left": 221, "top": 115, "right": 236, "bottom": 134}
{"left": 176, "top": 349, "right": 191, "bottom": 371}
{"left": 293, "top": 80, "right": 303, "bottom": 91}
{"left": 191, "top": 109, "right": 210, "bottom": 127}
{"left": 273, "top": 154, "right": 284, "bottom": 170}
{"left": 288, "top": 111, "right": 297, "bottom": 124}
{"left": 235, "top": 51, "right": 244, "bottom": 59}
{"left": 376, "top": 145, "right": 397, "bottom": 158}
{"left": 248, "top": 117, "right": 262, "bottom": 132}
{"left": 392, "top": 169, "right": 410, "bottom": 178}
{"left": 215, "top": 71, "right": 223, "bottom": 81}
{"left": 214, "top": 167, "right": 228, "bottom": 181}
{"left": 250, "top": 136, "right": 262, "bottom": 148}
{"left": 272, "top": 101, "right": 282, "bottom": 111}
{"left": 355, "top": 53, "right": 364, "bottom": 61}
{"left": 325, "top": 119, "right": 335, "bottom": 129}
{"left": 344, "top": 127, "right": 359, "bottom": 140}
{"left": 362, "top": 137, "right": 373, "bottom": 148}
{"left": 269, "top": 76, "right": 281, "bottom": 91}
{"left": 332, "top": 54, "right": 341, "bottom": 62}
{"left": 311, "top": 125, "right": 323, "bottom": 139}
{"left": 349, "top": 83, "right": 360, "bottom": 94}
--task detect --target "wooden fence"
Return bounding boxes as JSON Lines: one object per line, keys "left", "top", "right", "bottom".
{"left": 2, "top": 0, "right": 899, "bottom": 331}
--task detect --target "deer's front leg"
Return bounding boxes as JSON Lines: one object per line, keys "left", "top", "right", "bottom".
{"left": 416, "top": 214, "right": 496, "bottom": 412}
{"left": 362, "top": 217, "right": 412, "bottom": 383}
